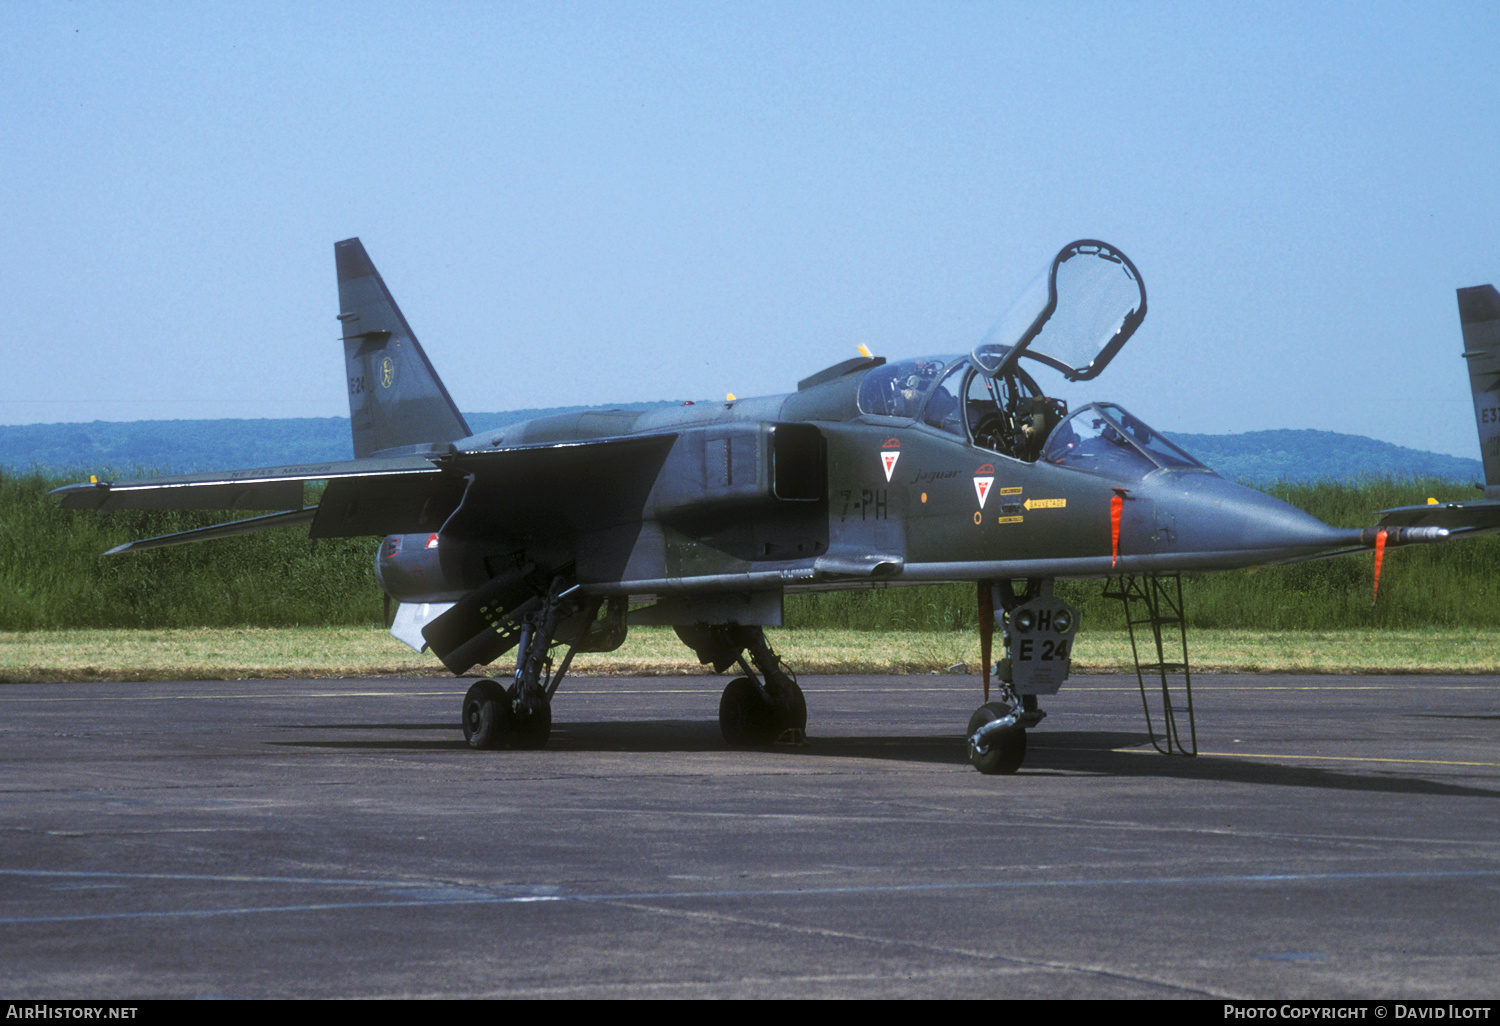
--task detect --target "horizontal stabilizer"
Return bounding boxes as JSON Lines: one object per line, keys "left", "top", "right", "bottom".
{"left": 103, "top": 507, "right": 318, "bottom": 555}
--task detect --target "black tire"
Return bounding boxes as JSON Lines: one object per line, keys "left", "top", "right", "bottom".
{"left": 462, "top": 679, "right": 512, "bottom": 750}
{"left": 768, "top": 677, "right": 807, "bottom": 733}
{"left": 719, "top": 676, "right": 774, "bottom": 746}
{"left": 507, "top": 684, "right": 552, "bottom": 749}
{"left": 966, "top": 702, "right": 1027, "bottom": 775}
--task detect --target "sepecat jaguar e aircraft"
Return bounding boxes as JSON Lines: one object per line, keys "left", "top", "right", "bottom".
{"left": 54, "top": 238, "right": 1481, "bottom": 773}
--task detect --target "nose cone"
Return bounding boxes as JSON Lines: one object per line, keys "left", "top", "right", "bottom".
{"left": 1132, "top": 472, "right": 1358, "bottom": 568}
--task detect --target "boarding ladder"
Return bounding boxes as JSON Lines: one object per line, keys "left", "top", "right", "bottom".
{"left": 1103, "top": 573, "right": 1197, "bottom": 755}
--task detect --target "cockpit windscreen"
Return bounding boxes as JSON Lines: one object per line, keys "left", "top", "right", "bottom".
{"left": 1040, "top": 403, "right": 1205, "bottom": 476}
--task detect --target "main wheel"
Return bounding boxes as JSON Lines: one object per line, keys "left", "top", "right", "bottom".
{"left": 719, "top": 676, "right": 775, "bottom": 746}
{"left": 507, "top": 683, "right": 552, "bottom": 749}
{"left": 768, "top": 677, "right": 807, "bottom": 734}
{"left": 966, "top": 702, "right": 1027, "bottom": 775}
{"left": 462, "top": 679, "right": 513, "bottom": 750}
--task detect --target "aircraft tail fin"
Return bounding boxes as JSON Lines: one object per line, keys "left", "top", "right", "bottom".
{"left": 1459, "top": 284, "right": 1500, "bottom": 498}
{"left": 335, "top": 238, "right": 471, "bottom": 458}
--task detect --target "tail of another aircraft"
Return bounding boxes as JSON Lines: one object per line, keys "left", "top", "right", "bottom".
{"left": 335, "top": 238, "right": 471, "bottom": 458}
{"left": 1459, "top": 284, "right": 1500, "bottom": 498}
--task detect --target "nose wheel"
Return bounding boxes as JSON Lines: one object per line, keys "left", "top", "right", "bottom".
{"left": 966, "top": 701, "right": 1027, "bottom": 775}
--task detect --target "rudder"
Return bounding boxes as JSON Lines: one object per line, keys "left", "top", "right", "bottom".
{"left": 336, "top": 238, "right": 470, "bottom": 458}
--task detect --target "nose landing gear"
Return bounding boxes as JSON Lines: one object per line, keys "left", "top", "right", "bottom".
{"left": 967, "top": 578, "right": 1074, "bottom": 774}
{"left": 966, "top": 699, "right": 1028, "bottom": 776}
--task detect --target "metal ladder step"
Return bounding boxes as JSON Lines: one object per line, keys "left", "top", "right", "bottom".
{"left": 1105, "top": 573, "right": 1197, "bottom": 756}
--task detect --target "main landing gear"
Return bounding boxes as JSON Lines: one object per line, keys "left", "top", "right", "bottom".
{"left": 676, "top": 623, "right": 807, "bottom": 746}
{"left": 461, "top": 578, "right": 611, "bottom": 751}
{"left": 462, "top": 677, "right": 551, "bottom": 750}
{"left": 453, "top": 569, "right": 802, "bottom": 751}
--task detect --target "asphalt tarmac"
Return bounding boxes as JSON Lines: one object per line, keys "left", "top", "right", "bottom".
{"left": 1, "top": 672, "right": 1497, "bottom": 1000}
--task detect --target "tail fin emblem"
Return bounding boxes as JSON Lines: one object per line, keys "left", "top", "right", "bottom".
{"left": 380, "top": 356, "right": 396, "bottom": 389}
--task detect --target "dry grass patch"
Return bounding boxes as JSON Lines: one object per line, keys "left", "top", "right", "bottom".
{"left": 4, "top": 626, "right": 1500, "bottom": 682}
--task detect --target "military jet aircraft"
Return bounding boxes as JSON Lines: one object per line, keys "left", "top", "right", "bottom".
{"left": 53, "top": 238, "right": 1472, "bottom": 773}
{"left": 1375, "top": 283, "right": 1500, "bottom": 529}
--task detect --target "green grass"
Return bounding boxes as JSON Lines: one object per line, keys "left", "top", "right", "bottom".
{"left": 5, "top": 625, "right": 1499, "bottom": 682}
{"left": 6, "top": 470, "right": 1498, "bottom": 633}
{"left": 1, "top": 470, "right": 381, "bottom": 630}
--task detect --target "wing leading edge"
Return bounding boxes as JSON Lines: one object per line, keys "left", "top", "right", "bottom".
{"left": 50, "top": 434, "right": 681, "bottom": 552}
{"left": 51, "top": 455, "right": 443, "bottom": 512}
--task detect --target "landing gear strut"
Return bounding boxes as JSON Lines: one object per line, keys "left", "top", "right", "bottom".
{"left": 461, "top": 677, "right": 555, "bottom": 750}
{"left": 966, "top": 579, "right": 1075, "bottom": 774}
{"left": 677, "top": 623, "right": 807, "bottom": 746}
{"left": 461, "top": 577, "right": 603, "bottom": 750}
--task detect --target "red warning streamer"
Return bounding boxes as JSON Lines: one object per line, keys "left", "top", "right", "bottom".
{"left": 1110, "top": 492, "right": 1124, "bottom": 568}
{"left": 1372, "top": 527, "right": 1387, "bottom": 604}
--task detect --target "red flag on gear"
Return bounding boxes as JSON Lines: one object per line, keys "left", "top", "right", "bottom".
{"left": 1373, "top": 528, "right": 1387, "bottom": 604}
{"left": 1110, "top": 492, "right": 1124, "bottom": 568}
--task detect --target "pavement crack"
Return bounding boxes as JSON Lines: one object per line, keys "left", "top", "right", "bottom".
{"left": 592, "top": 898, "right": 1232, "bottom": 999}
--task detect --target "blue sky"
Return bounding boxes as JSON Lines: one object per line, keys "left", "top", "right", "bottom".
{"left": 5, "top": 2, "right": 1498, "bottom": 458}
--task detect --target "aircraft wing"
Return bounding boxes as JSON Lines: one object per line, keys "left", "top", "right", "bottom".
{"left": 307, "top": 433, "right": 679, "bottom": 541}
{"left": 101, "top": 507, "right": 319, "bottom": 555}
{"left": 52, "top": 435, "right": 680, "bottom": 551}
{"left": 51, "top": 455, "right": 443, "bottom": 512}
{"left": 1377, "top": 498, "right": 1500, "bottom": 538}
{"left": 1368, "top": 289, "right": 1500, "bottom": 538}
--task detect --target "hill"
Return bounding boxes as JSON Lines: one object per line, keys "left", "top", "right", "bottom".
{"left": 1172, "top": 429, "right": 1483, "bottom": 486}
{"left": 0, "top": 415, "right": 1484, "bottom": 487}
{"left": 0, "top": 406, "right": 673, "bottom": 475}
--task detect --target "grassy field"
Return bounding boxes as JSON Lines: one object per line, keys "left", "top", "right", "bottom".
{"left": 9, "top": 472, "right": 1500, "bottom": 634}
{"left": 4, "top": 625, "right": 1498, "bottom": 682}
{"left": 7, "top": 473, "right": 1500, "bottom": 684}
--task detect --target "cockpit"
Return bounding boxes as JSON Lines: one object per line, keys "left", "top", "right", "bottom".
{"left": 859, "top": 354, "right": 1070, "bottom": 463}
{"left": 855, "top": 240, "right": 1206, "bottom": 478}
{"left": 857, "top": 357, "right": 948, "bottom": 421}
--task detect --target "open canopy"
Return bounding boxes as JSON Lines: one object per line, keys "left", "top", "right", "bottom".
{"left": 973, "top": 240, "right": 1146, "bottom": 382}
